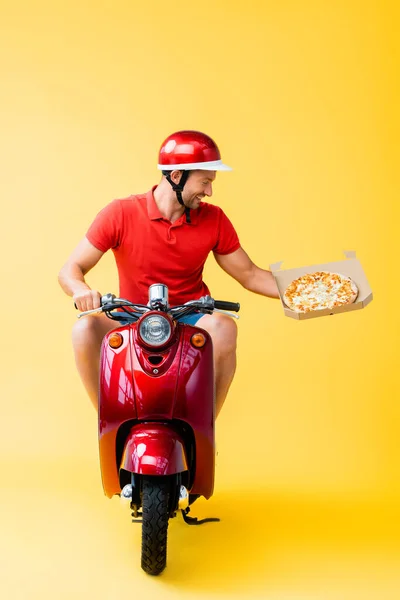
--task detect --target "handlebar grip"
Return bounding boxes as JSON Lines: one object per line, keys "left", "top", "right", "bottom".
{"left": 74, "top": 292, "right": 107, "bottom": 311}
{"left": 214, "top": 300, "right": 240, "bottom": 312}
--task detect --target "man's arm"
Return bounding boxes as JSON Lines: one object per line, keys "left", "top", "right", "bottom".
{"left": 214, "top": 247, "right": 280, "bottom": 299}
{"left": 58, "top": 237, "right": 105, "bottom": 311}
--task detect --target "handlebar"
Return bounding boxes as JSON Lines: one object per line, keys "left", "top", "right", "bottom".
{"left": 75, "top": 293, "right": 240, "bottom": 321}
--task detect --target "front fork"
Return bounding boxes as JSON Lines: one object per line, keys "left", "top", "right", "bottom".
{"left": 120, "top": 472, "right": 188, "bottom": 520}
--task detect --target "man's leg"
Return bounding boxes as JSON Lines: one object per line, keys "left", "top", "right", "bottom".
{"left": 195, "top": 313, "right": 238, "bottom": 417}
{"left": 71, "top": 314, "right": 120, "bottom": 410}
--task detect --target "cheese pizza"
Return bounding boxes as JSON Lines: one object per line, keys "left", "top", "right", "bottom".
{"left": 283, "top": 271, "right": 359, "bottom": 313}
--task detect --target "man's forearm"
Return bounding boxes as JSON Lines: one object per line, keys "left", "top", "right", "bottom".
{"left": 243, "top": 266, "right": 280, "bottom": 299}
{"left": 58, "top": 263, "right": 91, "bottom": 298}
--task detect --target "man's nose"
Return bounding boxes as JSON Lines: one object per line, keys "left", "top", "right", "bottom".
{"left": 205, "top": 183, "right": 213, "bottom": 197}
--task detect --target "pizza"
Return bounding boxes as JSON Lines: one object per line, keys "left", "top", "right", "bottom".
{"left": 283, "top": 271, "right": 359, "bottom": 313}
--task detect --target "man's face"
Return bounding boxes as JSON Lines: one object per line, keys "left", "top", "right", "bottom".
{"left": 173, "top": 170, "right": 216, "bottom": 209}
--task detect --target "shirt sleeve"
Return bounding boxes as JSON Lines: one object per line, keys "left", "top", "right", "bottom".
{"left": 85, "top": 199, "right": 124, "bottom": 252}
{"left": 213, "top": 208, "right": 241, "bottom": 255}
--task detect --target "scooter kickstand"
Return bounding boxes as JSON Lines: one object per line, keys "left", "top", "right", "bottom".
{"left": 181, "top": 506, "right": 220, "bottom": 526}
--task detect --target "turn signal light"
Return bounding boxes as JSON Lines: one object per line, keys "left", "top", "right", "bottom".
{"left": 191, "top": 333, "right": 206, "bottom": 348}
{"left": 109, "top": 332, "right": 124, "bottom": 349}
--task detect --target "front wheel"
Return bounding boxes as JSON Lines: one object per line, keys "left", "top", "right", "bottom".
{"left": 141, "top": 476, "right": 170, "bottom": 575}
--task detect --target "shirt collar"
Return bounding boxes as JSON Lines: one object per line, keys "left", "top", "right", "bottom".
{"left": 146, "top": 185, "right": 198, "bottom": 225}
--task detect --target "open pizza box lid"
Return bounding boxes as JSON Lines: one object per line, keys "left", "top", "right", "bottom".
{"left": 269, "top": 250, "right": 373, "bottom": 320}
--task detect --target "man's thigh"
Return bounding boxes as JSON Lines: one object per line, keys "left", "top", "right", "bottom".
{"left": 72, "top": 312, "right": 123, "bottom": 345}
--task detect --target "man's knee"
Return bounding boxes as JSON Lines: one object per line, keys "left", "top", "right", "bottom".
{"left": 72, "top": 316, "right": 94, "bottom": 344}
{"left": 200, "top": 314, "right": 238, "bottom": 354}
{"left": 71, "top": 315, "right": 114, "bottom": 350}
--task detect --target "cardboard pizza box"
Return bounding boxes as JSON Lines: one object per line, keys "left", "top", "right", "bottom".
{"left": 269, "top": 250, "right": 373, "bottom": 320}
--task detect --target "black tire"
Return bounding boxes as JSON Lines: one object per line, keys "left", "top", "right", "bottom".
{"left": 141, "top": 476, "right": 170, "bottom": 576}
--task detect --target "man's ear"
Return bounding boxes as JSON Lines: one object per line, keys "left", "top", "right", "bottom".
{"left": 170, "top": 170, "right": 183, "bottom": 184}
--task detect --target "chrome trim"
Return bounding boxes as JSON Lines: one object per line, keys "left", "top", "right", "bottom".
{"left": 149, "top": 283, "right": 169, "bottom": 309}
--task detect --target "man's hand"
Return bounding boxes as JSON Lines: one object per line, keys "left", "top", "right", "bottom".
{"left": 73, "top": 289, "right": 102, "bottom": 312}
{"left": 214, "top": 247, "right": 280, "bottom": 299}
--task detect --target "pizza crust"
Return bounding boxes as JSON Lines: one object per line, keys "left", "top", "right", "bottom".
{"left": 283, "top": 271, "right": 359, "bottom": 313}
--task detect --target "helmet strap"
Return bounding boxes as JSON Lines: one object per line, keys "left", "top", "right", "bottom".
{"left": 163, "top": 170, "right": 191, "bottom": 224}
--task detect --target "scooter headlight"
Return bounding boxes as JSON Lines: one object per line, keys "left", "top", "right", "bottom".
{"left": 139, "top": 314, "right": 172, "bottom": 347}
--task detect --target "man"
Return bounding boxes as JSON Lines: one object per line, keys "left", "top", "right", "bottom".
{"left": 58, "top": 130, "right": 280, "bottom": 416}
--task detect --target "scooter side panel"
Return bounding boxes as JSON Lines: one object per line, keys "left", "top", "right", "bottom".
{"left": 98, "top": 328, "right": 137, "bottom": 497}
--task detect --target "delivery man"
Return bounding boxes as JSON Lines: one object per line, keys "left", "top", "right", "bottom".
{"left": 58, "top": 130, "right": 280, "bottom": 416}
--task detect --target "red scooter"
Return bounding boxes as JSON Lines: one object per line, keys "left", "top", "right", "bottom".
{"left": 77, "top": 284, "right": 240, "bottom": 575}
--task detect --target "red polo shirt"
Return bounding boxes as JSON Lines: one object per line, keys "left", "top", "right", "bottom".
{"left": 85, "top": 186, "right": 241, "bottom": 306}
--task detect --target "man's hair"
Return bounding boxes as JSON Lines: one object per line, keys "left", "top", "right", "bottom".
{"left": 161, "top": 169, "right": 192, "bottom": 178}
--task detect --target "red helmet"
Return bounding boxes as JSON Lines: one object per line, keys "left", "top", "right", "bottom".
{"left": 157, "top": 130, "right": 232, "bottom": 171}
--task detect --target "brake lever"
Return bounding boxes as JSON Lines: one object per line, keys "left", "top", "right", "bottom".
{"left": 77, "top": 307, "right": 104, "bottom": 319}
{"left": 214, "top": 309, "right": 240, "bottom": 319}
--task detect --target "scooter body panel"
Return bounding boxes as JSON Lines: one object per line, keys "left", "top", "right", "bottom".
{"left": 99, "top": 321, "right": 215, "bottom": 499}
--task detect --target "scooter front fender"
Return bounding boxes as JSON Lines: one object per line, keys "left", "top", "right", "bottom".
{"left": 120, "top": 423, "right": 188, "bottom": 476}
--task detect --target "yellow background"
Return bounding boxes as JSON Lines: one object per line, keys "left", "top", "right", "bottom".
{"left": 1, "top": 1, "right": 399, "bottom": 598}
